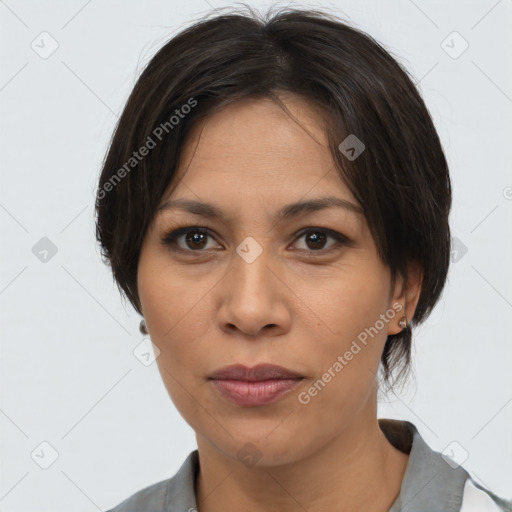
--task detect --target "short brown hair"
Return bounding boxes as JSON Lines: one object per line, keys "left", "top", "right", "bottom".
{"left": 95, "top": 5, "right": 452, "bottom": 391}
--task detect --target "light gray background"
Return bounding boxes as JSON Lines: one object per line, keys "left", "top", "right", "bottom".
{"left": 1, "top": 0, "right": 511, "bottom": 510}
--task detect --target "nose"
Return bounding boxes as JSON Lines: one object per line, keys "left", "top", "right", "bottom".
{"left": 217, "top": 246, "right": 291, "bottom": 338}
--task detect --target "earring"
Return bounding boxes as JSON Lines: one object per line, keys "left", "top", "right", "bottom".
{"left": 398, "top": 313, "right": 409, "bottom": 330}
{"left": 139, "top": 318, "right": 148, "bottom": 335}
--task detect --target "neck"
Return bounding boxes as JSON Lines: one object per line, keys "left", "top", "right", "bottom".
{"left": 195, "top": 405, "right": 409, "bottom": 512}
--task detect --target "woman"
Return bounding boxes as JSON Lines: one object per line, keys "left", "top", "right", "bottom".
{"left": 95, "top": 6, "right": 511, "bottom": 511}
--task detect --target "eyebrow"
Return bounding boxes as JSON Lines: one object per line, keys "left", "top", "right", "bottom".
{"left": 157, "top": 195, "right": 363, "bottom": 223}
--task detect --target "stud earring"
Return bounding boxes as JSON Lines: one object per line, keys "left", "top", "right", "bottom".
{"left": 139, "top": 318, "right": 148, "bottom": 335}
{"left": 398, "top": 307, "right": 409, "bottom": 330}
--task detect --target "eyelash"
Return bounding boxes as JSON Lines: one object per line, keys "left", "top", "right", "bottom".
{"left": 159, "top": 224, "right": 352, "bottom": 256}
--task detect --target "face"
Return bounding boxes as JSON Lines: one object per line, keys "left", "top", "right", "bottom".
{"left": 137, "top": 94, "right": 407, "bottom": 467}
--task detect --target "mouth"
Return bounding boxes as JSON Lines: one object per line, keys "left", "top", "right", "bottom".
{"left": 208, "top": 364, "right": 305, "bottom": 407}
{"left": 209, "top": 363, "right": 304, "bottom": 381}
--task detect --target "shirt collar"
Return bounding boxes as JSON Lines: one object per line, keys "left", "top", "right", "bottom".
{"left": 383, "top": 419, "right": 470, "bottom": 512}
{"left": 164, "top": 419, "right": 470, "bottom": 512}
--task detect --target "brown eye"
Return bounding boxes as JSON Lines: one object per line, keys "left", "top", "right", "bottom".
{"left": 304, "top": 231, "right": 328, "bottom": 250}
{"left": 160, "top": 225, "right": 352, "bottom": 256}
{"left": 184, "top": 230, "right": 209, "bottom": 250}
{"left": 292, "top": 228, "right": 351, "bottom": 253}
{"left": 161, "top": 226, "right": 221, "bottom": 252}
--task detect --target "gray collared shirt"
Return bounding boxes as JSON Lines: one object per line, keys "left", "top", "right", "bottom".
{"left": 106, "top": 419, "right": 511, "bottom": 511}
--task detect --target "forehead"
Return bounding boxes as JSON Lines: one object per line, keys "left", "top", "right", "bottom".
{"left": 156, "top": 95, "right": 361, "bottom": 229}
{"left": 170, "top": 95, "right": 345, "bottom": 188}
{"left": 150, "top": 96, "right": 370, "bottom": 240}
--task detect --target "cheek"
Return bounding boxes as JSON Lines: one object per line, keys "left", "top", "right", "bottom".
{"left": 291, "top": 258, "right": 391, "bottom": 344}
{"left": 291, "top": 263, "right": 391, "bottom": 401}
{"left": 138, "top": 249, "right": 218, "bottom": 341}
{"left": 154, "top": 345, "right": 204, "bottom": 425}
{"left": 137, "top": 251, "right": 221, "bottom": 396}
{"left": 143, "top": 286, "right": 212, "bottom": 381}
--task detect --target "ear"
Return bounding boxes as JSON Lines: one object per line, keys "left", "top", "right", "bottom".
{"left": 387, "top": 260, "right": 423, "bottom": 336}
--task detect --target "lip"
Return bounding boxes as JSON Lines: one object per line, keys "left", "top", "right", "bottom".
{"left": 209, "top": 364, "right": 304, "bottom": 407}
{"left": 209, "top": 363, "right": 304, "bottom": 381}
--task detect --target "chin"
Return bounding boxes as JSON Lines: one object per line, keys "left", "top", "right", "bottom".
{"left": 204, "top": 425, "right": 311, "bottom": 468}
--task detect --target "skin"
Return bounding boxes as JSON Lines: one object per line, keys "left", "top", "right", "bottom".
{"left": 137, "top": 94, "right": 423, "bottom": 512}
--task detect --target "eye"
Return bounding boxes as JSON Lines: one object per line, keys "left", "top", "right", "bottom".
{"left": 161, "top": 225, "right": 352, "bottom": 255}
{"left": 160, "top": 225, "right": 221, "bottom": 252}
{"left": 291, "top": 228, "right": 352, "bottom": 253}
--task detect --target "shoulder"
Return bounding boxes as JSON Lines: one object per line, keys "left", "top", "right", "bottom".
{"left": 461, "top": 478, "right": 512, "bottom": 512}
{"left": 380, "top": 419, "right": 512, "bottom": 512}
{"left": 104, "top": 477, "right": 170, "bottom": 512}
{"left": 104, "top": 450, "right": 199, "bottom": 512}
